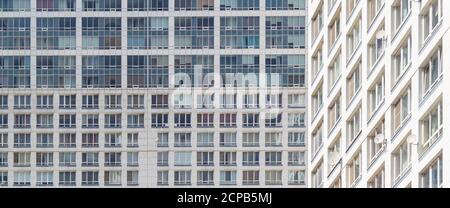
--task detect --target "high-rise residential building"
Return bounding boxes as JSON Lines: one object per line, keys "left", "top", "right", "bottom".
{"left": 308, "top": 0, "right": 450, "bottom": 188}
{"left": 0, "top": 0, "right": 307, "bottom": 187}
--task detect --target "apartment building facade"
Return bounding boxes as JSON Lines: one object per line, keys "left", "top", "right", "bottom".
{"left": 0, "top": 0, "right": 307, "bottom": 187}
{"left": 308, "top": 0, "right": 450, "bottom": 188}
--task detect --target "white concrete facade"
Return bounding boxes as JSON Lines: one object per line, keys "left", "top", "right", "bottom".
{"left": 308, "top": 0, "right": 450, "bottom": 188}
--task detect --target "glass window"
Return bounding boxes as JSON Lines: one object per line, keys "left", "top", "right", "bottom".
{"left": 59, "top": 114, "right": 76, "bottom": 128}
{"left": 174, "top": 171, "right": 191, "bottom": 185}
{"left": 127, "top": 95, "right": 145, "bottom": 109}
{"left": 127, "top": 133, "right": 139, "bottom": 147}
{"left": 174, "top": 151, "right": 192, "bottom": 166}
{"left": 265, "top": 132, "right": 282, "bottom": 147}
{"left": 220, "top": 17, "right": 260, "bottom": 49}
{"left": 346, "top": 18, "right": 362, "bottom": 60}
{"left": 104, "top": 114, "right": 121, "bottom": 128}
{"left": 176, "top": 0, "right": 214, "bottom": 11}
{"left": 266, "top": 55, "right": 305, "bottom": 87}
{"left": 175, "top": 17, "right": 214, "bottom": 49}
{"left": 265, "top": 113, "right": 282, "bottom": 127}
{"left": 219, "top": 113, "right": 236, "bottom": 127}
{"left": 82, "top": 56, "right": 121, "bottom": 88}
{"left": 81, "top": 171, "right": 99, "bottom": 185}
{"left": 392, "top": 36, "right": 412, "bottom": 84}
{"left": 59, "top": 152, "right": 76, "bottom": 166}
{"left": 104, "top": 171, "right": 121, "bottom": 185}
{"left": 37, "top": 95, "right": 54, "bottom": 109}
{"left": 37, "top": 18, "right": 76, "bottom": 50}
{"left": 392, "top": 139, "right": 411, "bottom": 182}
{"left": 392, "top": 0, "right": 411, "bottom": 32}
{"left": 157, "top": 171, "right": 168, "bottom": 185}
{"left": 220, "top": 170, "right": 237, "bottom": 185}
{"left": 59, "top": 133, "right": 76, "bottom": 148}
{"left": 14, "top": 171, "right": 31, "bottom": 186}
{"left": 37, "top": 56, "right": 76, "bottom": 88}
{"left": 266, "top": 0, "right": 305, "bottom": 10}
{"left": 0, "top": 0, "right": 30, "bottom": 11}
{"left": 220, "top": 0, "right": 259, "bottom": 10}
{"left": 265, "top": 170, "right": 282, "bottom": 185}
{"left": 128, "top": 17, "right": 168, "bottom": 49}
{"left": 266, "top": 16, "right": 305, "bottom": 49}
{"left": 128, "top": 56, "right": 169, "bottom": 88}
{"left": 347, "top": 107, "right": 362, "bottom": 147}
{"left": 151, "top": 113, "right": 168, "bottom": 128}
{"left": 59, "top": 95, "right": 76, "bottom": 109}
{"left": 368, "top": 74, "right": 385, "bottom": 116}
{"left": 82, "top": 17, "right": 121, "bottom": 49}
{"left": 197, "top": 171, "right": 214, "bottom": 185}
{"left": 392, "top": 88, "right": 411, "bottom": 134}
{"left": 175, "top": 55, "right": 214, "bottom": 88}
{"left": 220, "top": 55, "right": 259, "bottom": 87}
{"left": 0, "top": 56, "right": 31, "bottom": 88}
{"left": 82, "top": 114, "right": 99, "bottom": 128}
{"left": 219, "top": 151, "right": 236, "bottom": 166}
{"left": 175, "top": 114, "right": 192, "bottom": 127}
{"left": 82, "top": 133, "right": 99, "bottom": 147}
{"left": 242, "top": 170, "right": 259, "bottom": 185}
{"left": 82, "top": 0, "right": 121, "bottom": 11}
{"left": 151, "top": 95, "right": 168, "bottom": 108}
{"left": 420, "top": 46, "right": 442, "bottom": 99}
{"left": 127, "top": 171, "right": 139, "bottom": 185}
{"left": 105, "top": 95, "right": 121, "bottom": 109}
{"left": 82, "top": 152, "right": 99, "bottom": 166}
{"left": 347, "top": 151, "right": 362, "bottom": 186}
{"left": 37, "top": 0, "right": 75, "bottom": 11}
{"left": 243, "top": 113, "right": 259, "bottom": 127}
{"left": 197, "top": 132, "right": 214, "bottom": 147}
{"left": 220, "top": 133, "right": 236, "bottom": 147}
{"left": 288, "top": 132, "right": 304, "bottom": 146}
{"left": 104, "top": 152, "right": 121, "bottom": 166}
{"left": 420, "top": 101, "right": 443, "bottom": 154}
{"left": 197, "top": 152, "right": 214, "bottom": 166}
{"left": 36, "top": 114, "right": 54, "bottom": 128}
{"left": 420, "top": 155, "right": 443, "bottom": 188}
{"left": 128, "top": 0, "right": 168, "bottom": 11}
{"left": 127, "top": 114, "right": 144, "bottom": 128}
{"left": 0, "top": 18, "right": 30, "bottom": 50}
